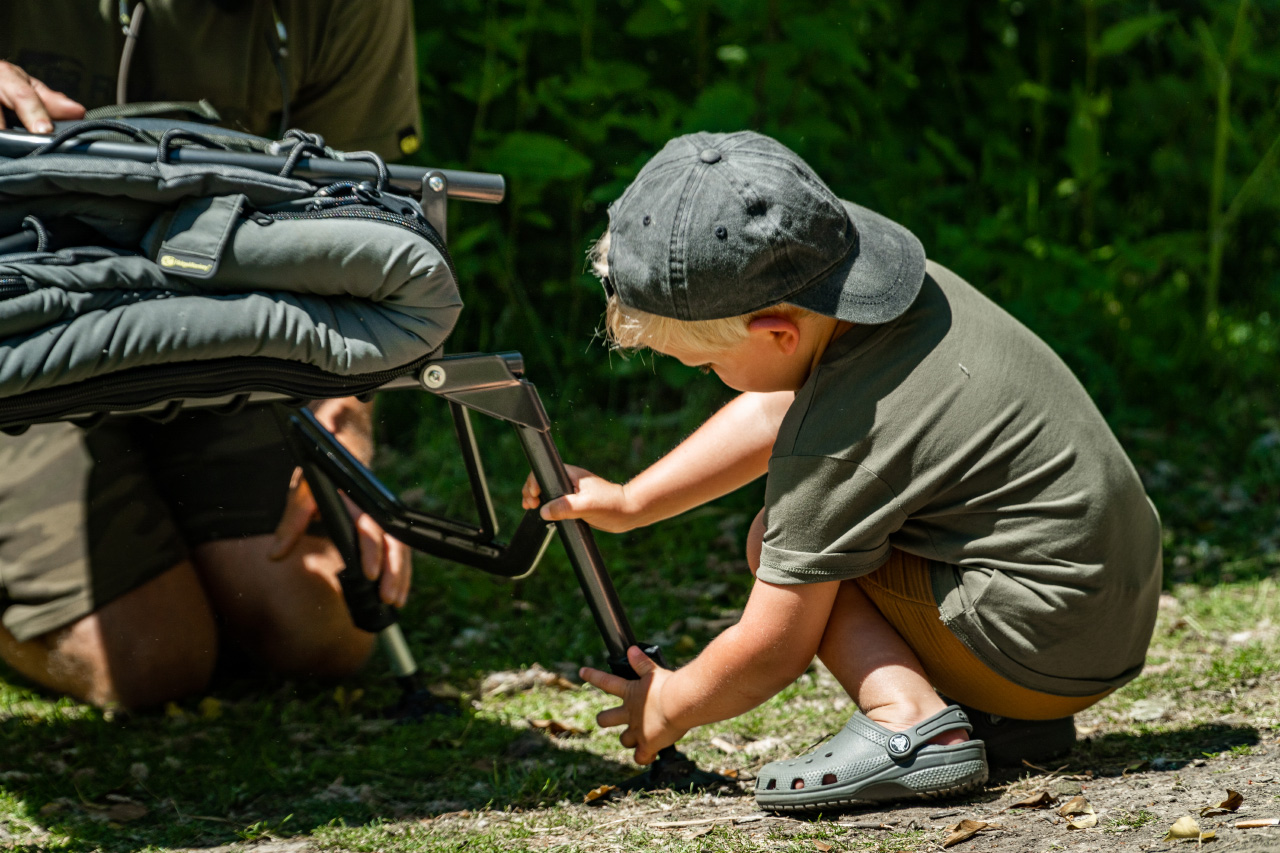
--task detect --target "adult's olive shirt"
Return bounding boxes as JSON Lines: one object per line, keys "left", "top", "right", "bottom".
{"left": 758, "top": 261, "right": 1162, "bottom": 697}
{"left": 1, "top": 0, "right": 421, "bottom": 158}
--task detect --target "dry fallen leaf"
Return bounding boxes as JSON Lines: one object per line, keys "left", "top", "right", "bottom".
{"left": 1066, "top": 813, "right": 1098, "bottom": 830}
{"left": 1165, "top": 816, "right": 1201, "bottom": 840}
{"left": 1009, "top": 790, "right": 1055, "bottom": 809}
{"left": 583, "top": 784, "right": 617, "bottom": 805}
{"left": 528, "top": 719, "right": 586, "bottom": 738}
{"left": 1057, "top": 795, "right": 1094, "bottom": 817}
{"left": 105, "top": 802, "right": 148, "bottom": 822}
{"left": 942, "top": 819, "right": 1002, "bottom": 848}
{"left": 1164, "top": 815, "right": 1209, "bottom": 842}
{"left": 814, "top": 841, "right": 833, "bottom": 852}
{"left": 480, "top": 664, "right": 578, "bottom": 696}
{"left": 1200, "top": 789, "right": 1244, "bottom": 816}
{"left": 686, "top": 825, "right": 714, "bottom": 840}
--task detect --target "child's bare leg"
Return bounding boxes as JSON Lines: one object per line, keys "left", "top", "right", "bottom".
{"left": 816, "top": 581, "right": 963, "bottom": 742}
{"left": 746, "top": 509, "right": 966, "bottom": 755}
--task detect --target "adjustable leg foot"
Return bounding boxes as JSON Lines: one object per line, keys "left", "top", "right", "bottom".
{"left": 385, "top": 673, "right": 461, "bottom": 722}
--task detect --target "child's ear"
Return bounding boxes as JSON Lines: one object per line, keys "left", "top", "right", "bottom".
{"left": 747, "top": 315, "right": 801, "bottom": 356}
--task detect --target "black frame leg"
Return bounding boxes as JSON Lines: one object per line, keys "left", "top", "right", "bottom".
{"left": 270, "top": 404, "right": 429, "bottom": 715}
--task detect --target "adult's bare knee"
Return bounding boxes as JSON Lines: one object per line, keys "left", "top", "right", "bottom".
{"left": 83, "top": 564, "right": 217, "bottom": 708}
{"left": 196, "top": 535, "right": 375, "bottom": 679}
{"left": 0, "top": 564, "right": 217, "bottom": 710}
{"left": 235, "top": 599, "right": 375, "bottom": 678}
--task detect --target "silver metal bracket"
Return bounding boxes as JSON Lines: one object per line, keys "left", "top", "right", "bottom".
{"left": 420, "top": 169, "right": 448, "bottom": 242}
{"left": 417, "top": 353, "right": 550, "bottom": 432}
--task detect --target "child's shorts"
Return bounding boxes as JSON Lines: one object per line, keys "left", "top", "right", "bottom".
{"left": 0, "top": 408, "right": 300, "bottom": 643}
{"left": 853, "top": 550, "right": 1111, "bottom": 720}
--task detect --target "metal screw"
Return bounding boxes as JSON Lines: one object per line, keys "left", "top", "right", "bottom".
{"left": 423, "top": 365, "right": 447, "bottom": 389}
{"left": 428, "top": 175, "right": 446, "bottom": 193}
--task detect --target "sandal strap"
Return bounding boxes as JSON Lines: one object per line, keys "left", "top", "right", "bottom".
{"left": 880, "top": 705, "right": 973, "bottom": 758}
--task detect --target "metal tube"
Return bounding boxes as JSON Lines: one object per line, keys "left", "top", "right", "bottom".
{"left": 0, "top": 130, "right": 505, "bottom": 204}
{"left": 378, "top": 625, "right": 419, "bottom": 678}
{"left": 516, "top": 423, "right": 637, "bottom": 661}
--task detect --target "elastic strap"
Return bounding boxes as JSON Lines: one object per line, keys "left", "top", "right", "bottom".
{"left": 29, "top": 119, "right": 153, "bottom": 156}
{"left": 21, "top": 216, "right": 49, "bottom": 252}
{"left": 156, "top": 128, "right": 231, "bottom": 164}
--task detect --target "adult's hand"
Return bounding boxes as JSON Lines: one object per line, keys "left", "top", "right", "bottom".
{"left": 0, "top": 61, "right": 85, "bottom": 132}
{"left": 269, "top": 397, "right": 411, "bottom": 608}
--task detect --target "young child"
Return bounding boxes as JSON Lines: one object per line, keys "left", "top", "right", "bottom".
{"left": 522, "top": 131, "right": 1162, "bottom": 811}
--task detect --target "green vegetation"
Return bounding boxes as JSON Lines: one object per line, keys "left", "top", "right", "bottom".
{"left": 3, "top": 0, "right": 1279, "bottom": 850}
{"left": 1104, "top": 809, "right": 1158, "bottom": 832}
{"left": 404, "top": 0, "right": 1280, "bottom": 586}
{"left": 1, "top": 578, "right": 1276, "bottom": 850}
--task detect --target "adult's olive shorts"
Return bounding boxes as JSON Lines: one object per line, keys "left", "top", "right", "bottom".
{"left": 0, "top": 407, "right": 299, "bottom": 642}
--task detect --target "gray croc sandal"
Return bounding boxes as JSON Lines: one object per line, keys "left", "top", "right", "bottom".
{"left": 754, "top": 705, "right": 988, "bottom": 812}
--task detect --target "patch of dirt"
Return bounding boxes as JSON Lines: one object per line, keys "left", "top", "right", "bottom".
{"left": 425, "top": 725, "right": 1280, "bottom": 852}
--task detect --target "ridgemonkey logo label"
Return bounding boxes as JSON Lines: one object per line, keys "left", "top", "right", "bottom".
{"left": 160, "top": 255, "right": 213, "bottom": 272}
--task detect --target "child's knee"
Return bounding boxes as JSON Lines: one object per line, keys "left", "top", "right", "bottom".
{"left": 746, "top": 508, "right": 766, "bottom": 577}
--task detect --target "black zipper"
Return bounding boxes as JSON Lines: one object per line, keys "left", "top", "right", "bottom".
{"left": 0, "top": 276, "right": 28, "bottom": 299}
{"left": 260, "top": 195, "right": 457, "bottom": 281}
{"left": 0, "top": 352, "right": 435, "bottom": 428}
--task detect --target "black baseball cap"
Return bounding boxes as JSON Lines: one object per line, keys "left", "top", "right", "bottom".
{"left": 605, "top": 131, "right": 926, "bottom": 324}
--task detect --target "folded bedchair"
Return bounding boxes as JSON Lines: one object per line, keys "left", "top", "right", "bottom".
{"left": 0, "top": 119, "right": 697, "bottom": 781}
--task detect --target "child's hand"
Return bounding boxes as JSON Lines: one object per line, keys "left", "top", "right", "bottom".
{"left": 521, "top": 466, "right": 640, "bottom": 533}
{"left": 580, "top": 646, "right": 688, "bottom": 765}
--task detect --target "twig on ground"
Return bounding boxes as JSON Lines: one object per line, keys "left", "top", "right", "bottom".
{"left": 649, "top": 817, "right": 738, "bottom": 829}
{"left": 1021, "top": 759, "right": 1070, "bottom": 775}
{"left": 648, "top": 814, "right": 777, "bottom": 829}
{"left": 589, "top": 808, "right": 669, "bottom": 830}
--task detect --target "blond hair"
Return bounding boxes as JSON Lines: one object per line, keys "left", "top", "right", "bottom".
{"left": 590, "top": 231, "right": 809, "bottom": 353}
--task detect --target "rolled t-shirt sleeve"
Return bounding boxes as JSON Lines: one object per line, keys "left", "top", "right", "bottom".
{"left": 757, "top": 455, "right": 907, "bottom": 585}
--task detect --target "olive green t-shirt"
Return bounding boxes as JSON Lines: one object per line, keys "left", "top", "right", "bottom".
{"left": 1, "top": 0, "right": 421, "bottom": 158}
{"left": 759, "top": 261, "right": 1162, "bottom": 697}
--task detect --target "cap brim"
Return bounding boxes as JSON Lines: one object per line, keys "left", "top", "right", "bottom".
{"left": 786, "top": 200, "right": 926, "bottom": 325}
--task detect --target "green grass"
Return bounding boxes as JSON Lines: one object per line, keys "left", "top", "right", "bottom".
{"left": 1, "top": 397, "right": 1278, "bottom": 851}
{"left": 1103, "top": 809, "right": 1158, "bottom": 832}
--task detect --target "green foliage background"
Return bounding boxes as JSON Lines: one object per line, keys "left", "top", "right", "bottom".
{"left": 400, "top": 0, "right": 1280, "bottom": 582}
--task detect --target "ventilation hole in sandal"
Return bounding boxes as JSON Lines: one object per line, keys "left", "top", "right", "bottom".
{"left": 791, "top": 779, "right": 805, "bottom": 790}
{"left": 825, "top": 752, "right": 833, "bottom": 758}
{"left": 821, "top": 774, "right": 837, "bottom": 786}
{"left": 766, "top": 779, "right": 776, "bottom": 790}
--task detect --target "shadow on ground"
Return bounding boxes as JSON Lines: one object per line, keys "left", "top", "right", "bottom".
{"left": 0, "top": 666, "right": 634, "bottom": 853}
{"left": 1070, "top": 722, "right": 1260, "bottom": 771}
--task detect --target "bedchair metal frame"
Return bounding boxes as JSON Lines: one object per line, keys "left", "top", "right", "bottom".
{"left": 0, "top": 128, "right": 701, "bottom": 781}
